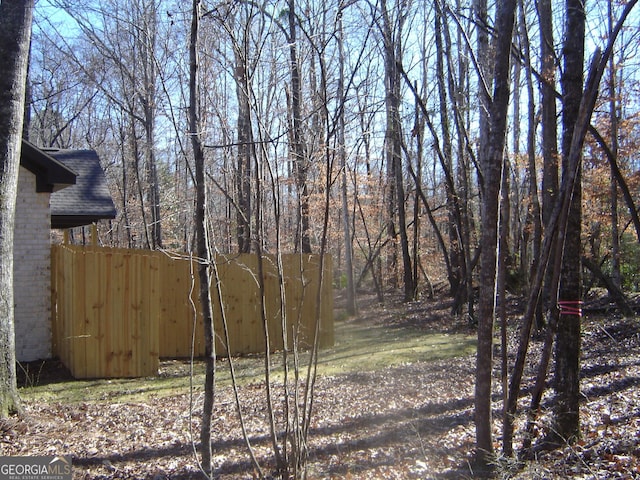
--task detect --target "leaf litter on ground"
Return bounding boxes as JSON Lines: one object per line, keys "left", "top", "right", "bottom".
{"left": 6, "top": 291, "right": 640, "bottom": 479}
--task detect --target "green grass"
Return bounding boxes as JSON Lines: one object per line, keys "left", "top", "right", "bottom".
{"left": 18, "top": 319, "right": 475, "bottom": 404}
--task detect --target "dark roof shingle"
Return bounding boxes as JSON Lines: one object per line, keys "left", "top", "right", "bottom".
{"left": 47, "top": 149, "right": 117, "bottom": 228}
{"left": 20, "top": 140, "right": 76, "bottom": 192}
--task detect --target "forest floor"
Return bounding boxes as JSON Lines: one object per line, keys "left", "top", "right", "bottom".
{"left": 4, "top": 290, "right": 640, "bottom": 479}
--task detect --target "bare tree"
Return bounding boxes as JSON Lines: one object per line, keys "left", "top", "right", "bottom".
{"left": 287, "top": 0, "right": 311, "bottom": 254}
{"left": 538, "top": 0, "right": 559, "bottom": 331}
{"left": 552, "top": 0, "right": 586, "bottom": 444}
{"left": 188, "top": 0, "right": 216, "bottom": 474}
{"left": 45, "top": 0, "right": 164, "bottom": 249}
{"left": 607, "top": 1, "right": 622, "bottom": 289}
{"left": 435, "top": 0, "right": 466, "bottom": 311}
{"left": 376, "top": 0, "right": 414, "bottom": 301}
{"left": 504, "top": 0, "right": 639, "bottom": 456}
{"left": 0, "top": 0, "right": 34, "bottom": 418}
{"left": 337, "top": 11, "right": 356, "bottom": 315}
{"left": 475, "top": 0, "right": 517, "bottom": 470}
{"left": 230, "top": 3, "right": 256, "bottom": 254}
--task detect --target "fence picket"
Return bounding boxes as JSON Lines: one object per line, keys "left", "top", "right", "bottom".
{"left": 51, "top": 246, "right": 333, "bottom": 378}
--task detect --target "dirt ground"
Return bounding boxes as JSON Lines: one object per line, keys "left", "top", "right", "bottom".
{"left": 3, "top": 292, "right": 640, "bottom": 479}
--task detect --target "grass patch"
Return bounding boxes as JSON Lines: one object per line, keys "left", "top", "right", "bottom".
{"left": 19, "top": 318, "right": 475, "bottom": 404}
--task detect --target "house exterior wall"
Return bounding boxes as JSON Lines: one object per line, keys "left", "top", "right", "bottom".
{"left": 14, "top": 166, "right": 52, "bottom": 362}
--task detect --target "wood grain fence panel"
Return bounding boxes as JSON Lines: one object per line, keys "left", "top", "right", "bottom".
{"left": 217, "top": 255, "right": 253, "bottom": 355}
{"left": 283, "top": 254, "right": 304, "bottom": 349}
{"left": 140, "top": 252, "right": 160, "bottom": 375}
{"left": 50, "top": 246, "right": 62, "bottom": 360}
{"left": 158, "top": 254, "right": 176, "bottom": 357}
{"left": 158, "top": 253, "right": 205, "bottom": 358}
{"left": 262, "top": 255, "right": 284, "bottom": 352}
{"left": 83, "top": 249, "right": 103, "bottom": 378}
{"left": 301, "top": 255, "right": 320, "bottom": 348}
{"left": 71, "top": 248, "right": 87, "bottom": 378}
{"left": 107, "top": 250, "right": 126, "bottom": 377}
{"left": 62, "top": 246, "right": 75, "bottom": 369}
{"left": 101, "top": 250, "right": 114, "bottom": 377}
{"left": 51, "top": 246, "right": 333, "bottom": 378}
{"left": 321, "top": 255, "right": 334, "bottom": 347}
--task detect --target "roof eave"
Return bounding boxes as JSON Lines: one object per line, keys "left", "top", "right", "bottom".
{"left": 20, "top": 140, "right": 77, "bottom": 192}
{"left": 51, "top": 213, "right": 117, "bottom": 230}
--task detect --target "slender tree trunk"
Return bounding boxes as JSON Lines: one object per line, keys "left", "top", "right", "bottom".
{"left": 140, "top": 0, "right": 161, "bottom": 249}
{"left": 506, "top": 2, "right": 637, "bottom": 454}
{"left": 0, "top": 0, "right": 33, "bottom": 419}
{"left": 337, "top": 15, "right": 356, "bottom": 315}
{"left": 398, "top": 67, "right": 465, "bottom": 308}
{"left": 502, "top": 4, "right": 543, "bottom": 456}
{"left": 379, "top": 0, "right": 398, "bottom": 289}
{"left": 538, "top": 0, "right": 559, "bottom": 331}
{"left": 475, "top": 0, "right": 517, "bottom": 469}
{"left": 553, "top": 0, "right": 586, "bottom": 443}
{"left": 444, "top": 0, "right": 475, "bottom": 319}
{"left": 474, "top": 0, "right": 490, "bottom": 174}
{"left": 234, "top": 14, "right": 253, "bottom": 254}
{"left": 520, "top": 2, "right": 542, "bottom": 328}
{"left": 118, "top": 122, "right": 133, "bottom": 248}
{"left": 435, "top": 1, "right": 465, "bottom": 309}
{"left": 607, "top": 2, "right": 621, "bottom": 290}
{"left": 498, "top": 153, "right": 510, "bottom": 452}
{"left": 188, "top": 0, "right": 216, "bottom": 474}
{"left": 380, "top": 0, "right": 413, "bottom": 301}
{"left": 287, "top": 0, "right": 311, "bottom": 254}
{"left": 412, "top": 78, "right": 423, "bottom": 301}
{"left": 144, "top": 111, "right": 161, "bottom": 249}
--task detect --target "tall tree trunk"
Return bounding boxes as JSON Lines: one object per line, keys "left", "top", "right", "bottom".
{"left": 380, "top": 0, "right": 398, "bottom": 289}
{"left": 234, "top": 8, "right": 253, "bottom": 254}
{"left": 502, "top": 3, "right": 543, "bottom": 456}
{"left": 607, "top": 1, "right": 621, "bottom": 289}
{"left": 189, "top": 0, "right": 216, "bottom": 474}
{"left": 444, "top": 0, "right": 475, "bottom": 319}
{"left": 520, "top": 2, "right": 543, "bottom": 330}
{"left": 287, "top": 0, "right": 311, "bottom": 254}
{"left": 474, "top": 0, "right": 490, "bottom": 177}
{"left": 538, "top": 0, "right": 559, "bottom": 330}
{"left": 0, "top": 0, "right": 33, "bottom": 419}
{"left": 337, "top": 14, "right": 356, "bottom": 315}
{"left": 435, "top": 1, "right": 465, "bottom": 309}
{"left": 379, "top": 0, "right": 414, "bottom": 301}
{"left": 475, "top": 0, "right": 517, "bottom": 469}
{"left": 412, "top": 78, "right": 423, "bottom": 300}
{"left": 505, "top": 2, "right": 636, "bottom": 456}
{"left": 140, "top": 0, "right": 162, "bottom": 249}
{"left": 553, "top": 0, "right": 586, "bottom": 444}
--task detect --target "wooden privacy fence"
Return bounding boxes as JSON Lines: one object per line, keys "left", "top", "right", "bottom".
{"left": 51, "top": 245, "right": 334, "bottom": 378}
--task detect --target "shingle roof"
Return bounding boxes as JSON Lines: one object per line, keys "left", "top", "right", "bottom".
{"left": 20, "top": 140, "right": 77, "bottom": 192}
{"left": 47, "top": 149, "right": 117, "bottom": 228}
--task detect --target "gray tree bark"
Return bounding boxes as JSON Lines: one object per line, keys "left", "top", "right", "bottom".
{"left": 475, "top": 0, "right": 517, "bottom": 470}
{"left": 233, "top": 6, "right": 253, "bottom": 254}
{"left": 188, "top": 0, "right": 216, "bottom": 474}
{"left": 379, "top": 0, "right": 414, "bottom": 301}
{"left": 0, "top": 0, "right": 34, "bottom": 418}
{"left": 287, "top": 0, "right": 311, "bottom": 254}
{"left": 538, "top": 0, "right": 559, "bottom": 331}
{"left": 553, "top": 0, "right": 586, "bottom": 443}
{"left": 607, "top": 1, "right": 621, "bottom": 290}
{"left": 337, "top": 14, "right": 356, "bottom": 315}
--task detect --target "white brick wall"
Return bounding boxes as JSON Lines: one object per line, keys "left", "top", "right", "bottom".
{"left": 14, "top": 166, "right": 52, "bottom": 362}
